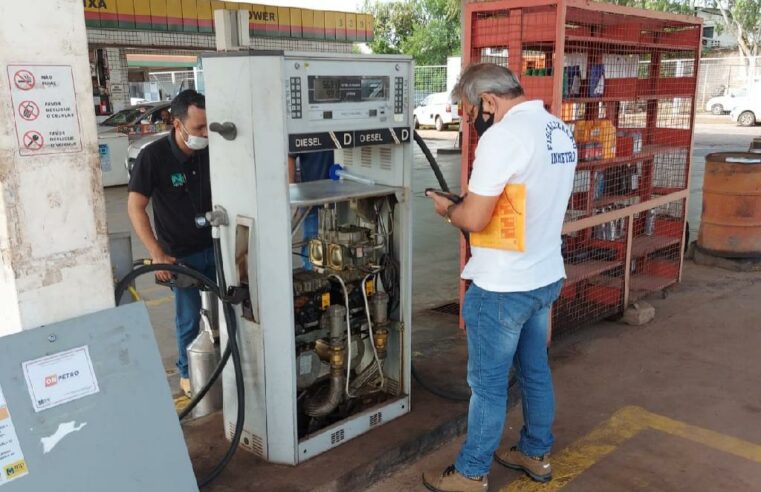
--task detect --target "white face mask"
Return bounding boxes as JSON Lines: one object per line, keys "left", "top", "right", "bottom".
{"left": 179, "top": 121, "right": 208, "bottom": 150}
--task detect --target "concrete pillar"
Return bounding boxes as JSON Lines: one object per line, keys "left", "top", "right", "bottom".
{"left": 0, "top": 0, "right": 115, "bottom": 336}
{"left": 105, "top": 47, "right": 130, "bottom": 111}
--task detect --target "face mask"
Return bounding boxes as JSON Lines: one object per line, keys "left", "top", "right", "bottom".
{"left": 473, "top": 99, "right": 494, "bottom": 138}
{"left": 179, "top": 121, "right": 208, "bottom": 150}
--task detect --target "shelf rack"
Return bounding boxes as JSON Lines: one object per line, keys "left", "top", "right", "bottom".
{"left": 461, "top": 0, "right": 701, "bottom": 336}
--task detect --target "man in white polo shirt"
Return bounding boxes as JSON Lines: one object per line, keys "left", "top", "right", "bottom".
{"left": 422, "top": 63, "right": 577, "bottom": 492}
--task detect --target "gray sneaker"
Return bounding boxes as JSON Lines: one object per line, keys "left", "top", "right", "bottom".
{"left": 494, "top": 446, "right": 552, "bottom": 483}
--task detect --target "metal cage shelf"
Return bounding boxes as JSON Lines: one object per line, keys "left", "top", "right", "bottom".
{"left": 462, "top": 0, "right": 702, "bottom": 336}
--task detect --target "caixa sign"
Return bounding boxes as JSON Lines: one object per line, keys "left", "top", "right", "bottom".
{"left": 289, "top": 127, "right": 411, "bottom": 153}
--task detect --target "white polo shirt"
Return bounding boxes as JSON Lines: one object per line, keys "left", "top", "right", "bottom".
{"left": 462, "top": 100, "right": 577, "bottom": 292}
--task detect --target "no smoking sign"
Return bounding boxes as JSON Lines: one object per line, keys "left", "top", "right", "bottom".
{"left": 13, "top": 70, "right": 35, "bottom": 91}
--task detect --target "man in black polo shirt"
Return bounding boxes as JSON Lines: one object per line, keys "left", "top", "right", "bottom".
{"left": 127, "top": 89, "right": 213, "bottom": 398}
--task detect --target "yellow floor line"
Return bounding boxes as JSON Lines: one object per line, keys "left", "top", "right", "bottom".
{"left": 138, "top": 285, "right": 166, "bottom": 295}
{"left": 645, "top": 409, "right": 761, "bottom": 465}
{"left": 502, "top": 406, "right": 761, "bottom": 492}
{"left": 145, "top": 296, "right": 174, "bottom": 307}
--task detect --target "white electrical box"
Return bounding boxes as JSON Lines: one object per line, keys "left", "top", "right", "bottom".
{"left": 202, "top": 51, "right": 413, "bottom": 465}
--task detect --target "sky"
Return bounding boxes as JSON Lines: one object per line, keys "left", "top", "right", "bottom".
{"left": 225, "top": 0, "right": 386, "bottom": 12}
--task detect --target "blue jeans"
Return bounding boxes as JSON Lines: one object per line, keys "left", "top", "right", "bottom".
{"left": 455, "top": 279, "right": 563, "bottom": 478}
{"left": 174, "top": 247, "right": 216, "bottom": 379}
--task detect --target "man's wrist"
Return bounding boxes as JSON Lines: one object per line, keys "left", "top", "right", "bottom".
{"left": 147, "top": 246, "right": 164, "bottom": 258}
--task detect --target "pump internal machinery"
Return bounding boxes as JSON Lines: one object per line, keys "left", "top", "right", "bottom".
{"left": 203, "top": 52, "right": 413, "bottom": 464}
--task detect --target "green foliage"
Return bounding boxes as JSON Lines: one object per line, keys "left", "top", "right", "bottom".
{"left": 363, "top": 0, "right": 461, "bottom": 65}
{"left": 711, "top": 0, "right": 761, "bottom": 57}
{"left": 605, "top": 0, "right": 694, "bottom": 14}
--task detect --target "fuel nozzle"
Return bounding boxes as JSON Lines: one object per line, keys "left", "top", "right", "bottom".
{"left": 329, "top": 163, "right": 376, "bottom": 186}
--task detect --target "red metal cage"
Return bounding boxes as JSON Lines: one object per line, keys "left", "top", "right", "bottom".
{"left": 461, "top": 0, "right": 702, "bottom": 337}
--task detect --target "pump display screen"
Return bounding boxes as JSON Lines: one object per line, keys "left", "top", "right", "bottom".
{"left": 308, "top": 76, "right": 388, "bottom": 103}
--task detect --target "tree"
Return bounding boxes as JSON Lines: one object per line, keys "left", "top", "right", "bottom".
{"left": 711, "top": 0, "right": 761, "bottom": 63}
{"left": 363, "top": 0, "right": 461, "bottom": 65}
{"left": 363, "top": 0, "right": 419, "bottom": 56}
{"left": 606, "top": 0, "right": 761, "bottom": 71}
{"left": 403, "top": 0, "right": 461, "bottom": 65}
{"left": 605, "top": 0, "right": 694, "bottom": 13}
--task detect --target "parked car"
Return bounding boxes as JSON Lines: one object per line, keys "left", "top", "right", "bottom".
{"left": 413, "top": 92, "right": 460, "bottom": 131}
{"left": 125, "top": 131, "right": 168, "bottom": 178}
{"left": 98, "top": 102, "right": 171, "bottom": 135}
{"left": 414, "top": 90, "right": 431, "bottom": 108}
{"left": 730, "top": 96, "right": 761, "bottom": 127}
{"left": 705, "top": 88, "right": 747, "bottom": 115}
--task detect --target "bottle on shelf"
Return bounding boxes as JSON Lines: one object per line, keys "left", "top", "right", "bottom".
{"left": 644, "top": 209, "right": 657, "bottom": 236}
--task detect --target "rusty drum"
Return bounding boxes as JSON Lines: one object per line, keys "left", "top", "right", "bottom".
{"left": 698, "top": 152, "right": 761, "bottom": 257}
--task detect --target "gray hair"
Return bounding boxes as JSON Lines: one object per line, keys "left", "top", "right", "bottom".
{"left": 451, "top": 63, "right": 524, "bottom": 105}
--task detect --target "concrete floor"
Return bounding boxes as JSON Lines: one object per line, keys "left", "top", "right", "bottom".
{"left": 102, "top": 119, "right": 761, "bottom": 490}
{"left": 368, "top": 262, "right": 761, "bottom": 492}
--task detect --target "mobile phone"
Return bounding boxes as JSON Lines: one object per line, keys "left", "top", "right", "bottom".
{"left": 425, "top": 188, "right": 463, "bottom": 204}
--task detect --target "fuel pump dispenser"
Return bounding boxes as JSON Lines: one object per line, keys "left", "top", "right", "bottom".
{"left": 202, "top": 51, "right": 414, "bottom": 465}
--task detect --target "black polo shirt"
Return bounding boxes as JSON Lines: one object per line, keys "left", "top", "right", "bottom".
{"left": 128, "top": 130, "right": 212, "bottom": 258}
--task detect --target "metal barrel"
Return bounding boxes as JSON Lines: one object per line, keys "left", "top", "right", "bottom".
{"left": 187, "top": 310, "right": 222, "bottom": 418}
{"left": 698, "top": 152, "right": 761, "bottom": 258}
{"left": 200, "top": 290, "right": 219, "bottom": 334}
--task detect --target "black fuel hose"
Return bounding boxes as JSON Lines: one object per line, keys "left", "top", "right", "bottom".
{"left": 120, "top": 261, "right": 232, "bottom": 419}
{"left": 197, "top": 235, "right": 244, "bottom": 488}
{"left": 114, "top": 263, "right": 233, "bottom": 418}
{"left": 414, "top": 130, "right": 450, "bottom": 192}
{"left": 412, "top": 130, "right": 515, "bottom": 401}
{"left": 114, "top": 236, "right": 245, "bottom": 488}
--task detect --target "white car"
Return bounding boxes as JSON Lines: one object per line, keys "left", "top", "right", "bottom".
{"left": 705, "top": 88, "right": 746, "bottom": 115}
{"left": 413, "top": 92, "right": 460, "bottom": 131}
{"left": 730, "top": 100, "right": 761, "bottom": 127}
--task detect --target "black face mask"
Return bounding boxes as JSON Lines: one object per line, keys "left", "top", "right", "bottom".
{"left": 473, "top": 99, "right": 494, "bottom": 138}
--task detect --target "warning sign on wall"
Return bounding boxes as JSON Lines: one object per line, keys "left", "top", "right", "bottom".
{"left": 7, "top": 65, "right": 82, "bottom": 156}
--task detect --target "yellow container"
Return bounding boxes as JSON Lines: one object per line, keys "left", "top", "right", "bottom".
{"left": 590, "top": 120, "right": 617, "bottom": 159}
{"left": 574, "top": 120, "right": 616, "bottom": 159}
{"left": 573, "top": 120, "right": 593, "bottom": 144}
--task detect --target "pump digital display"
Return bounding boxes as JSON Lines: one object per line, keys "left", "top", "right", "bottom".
{"left": 308, "top": 76, "right": 389, "bottom": 104}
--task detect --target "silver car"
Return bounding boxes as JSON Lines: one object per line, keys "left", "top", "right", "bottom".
{"left": 98, "top": 102, "right": 171, "bottom": 135}
{"left": 125, "top": 131, "right": 169, "bottom": 179}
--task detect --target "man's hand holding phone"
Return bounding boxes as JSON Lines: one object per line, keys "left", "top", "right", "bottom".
{"left": 425, "top": 188, "right": 462, "bottom": 218}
